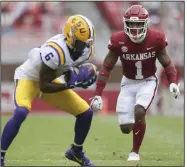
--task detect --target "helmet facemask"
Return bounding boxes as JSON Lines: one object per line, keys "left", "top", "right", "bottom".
{"left": 123, "top": 17, "right": 149, "bottom": 43}
{"left": 67, "top": 29, "right": 94, "bottom": 61}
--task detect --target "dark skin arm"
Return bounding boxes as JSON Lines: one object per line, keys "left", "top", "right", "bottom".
{"left": 39, "top": 62, "right": 69, "bottom": 93}
{"left": 95, "top": 50, "right": 119, "bottom": 96}
{"left": 157, "top": 47, "right": 178, "bottom": 84}
{"left": 97, "top": 50, "right": 119, "bottom": 83}
{"left": 156, "top": 48, "right": 172, "bottom": 67}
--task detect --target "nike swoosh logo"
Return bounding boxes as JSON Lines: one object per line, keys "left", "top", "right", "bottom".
{"left": 135, "top": 130, "right": 140, "bottom": 135}
{"left": 75, "top": 81, "right": 83, "bottom": 85}
{"left": 71, "top": 151, "right": 83, "bottom": 164}
{"left": 147, "top": 46, "right": 155, "bottom": 50}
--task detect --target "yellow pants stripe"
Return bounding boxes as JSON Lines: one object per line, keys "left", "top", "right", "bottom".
{"left": 47, "top": 42, "right": 65, "bottom": 65}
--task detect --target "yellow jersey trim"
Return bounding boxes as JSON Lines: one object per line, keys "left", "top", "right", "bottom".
{"left": 47, "top": 42, "right": 65, "bottom": 65}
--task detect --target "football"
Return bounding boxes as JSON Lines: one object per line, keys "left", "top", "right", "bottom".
{"left": 64, "top": 63, "right": 97, "bottom": 82}
{"left": 80, "top": 63, "right": 97, "bottom": 78}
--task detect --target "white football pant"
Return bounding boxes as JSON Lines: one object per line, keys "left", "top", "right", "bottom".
{"left": 116, "top": 75, "right": 158, "bottom": 125}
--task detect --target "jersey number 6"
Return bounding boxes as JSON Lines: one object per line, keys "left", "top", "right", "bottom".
{"left": 45, "top": 52, "right": 54, "bottom": 61}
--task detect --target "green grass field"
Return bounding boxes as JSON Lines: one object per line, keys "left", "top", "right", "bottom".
{"left": 2, "top": 114, "right": 184, "bottom": 166}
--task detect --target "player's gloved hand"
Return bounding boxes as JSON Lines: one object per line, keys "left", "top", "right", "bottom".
{"left": 77, "top": 75, "right": 97, "bottom": 89}
{"left": 65, "top": 69, "right": 84, "bottom": 89}
{"left": 169, "top": 83, "right": 180, "bottom": 99}
{"left": 90, "top": 96, "right": 103, "bottom": 112}
{"left": 78, "top": 65, "right": 93, "bottom": 82}
{"left": 65, "top": 66, "right": 94, "bottom": 89}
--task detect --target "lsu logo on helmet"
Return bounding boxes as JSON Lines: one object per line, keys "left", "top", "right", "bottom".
{"left": 63, "top": 15, "right": 95, "bottom": 49}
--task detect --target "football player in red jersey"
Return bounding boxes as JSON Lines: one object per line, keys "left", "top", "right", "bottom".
{"left": 91, "top": 5, "right": 180, "bottom": 161}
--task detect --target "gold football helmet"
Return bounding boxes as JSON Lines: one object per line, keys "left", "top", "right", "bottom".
{"left": 63, "top": 14, "right": 95, "bottom": 50}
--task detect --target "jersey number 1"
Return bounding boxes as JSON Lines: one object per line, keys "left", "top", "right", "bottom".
{"left": 135, "top": 61, "right": 143, "bottom": 79}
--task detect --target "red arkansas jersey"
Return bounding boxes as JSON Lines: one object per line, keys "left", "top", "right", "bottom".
{"left": 108, "top": 28, "right": 168, "bottom": 79}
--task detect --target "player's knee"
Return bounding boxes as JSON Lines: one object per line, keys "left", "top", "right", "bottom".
{"left": 135, "top": 105, "right": 146, "bottom": 121}
{"left": 76, "top": 108, "right": 93, "bottom": 122}
{"left": 120, "top": 124, "right": 133, "bottom": 134}
{"left": 13, "top": 107, "right": 29, "bottom": 125}
{"left": 85, "top": 108, "right": 93, "bottom": 121}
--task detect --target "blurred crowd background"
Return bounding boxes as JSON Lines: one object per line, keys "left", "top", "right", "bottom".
{"left": 1, "top": 1, "right": 184, "bottom": 116}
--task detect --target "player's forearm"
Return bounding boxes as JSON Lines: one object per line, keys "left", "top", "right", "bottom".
{"left": 164, "top": 60, "right": 177, "bottom": 84}
{"left": 40, "top": 82, "right": 69, "bottom": 93}
{"left": 95, "top": 63, "right": 113, "bottom": 96}
{"left": 157, "top": 48, "right": 178, "bottom": 84}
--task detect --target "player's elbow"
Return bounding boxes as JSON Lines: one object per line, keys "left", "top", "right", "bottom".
{"left": 40, "top": 86, "right": 48, "bottom": 93}
{"left": 40, "top": 87, "right": 48, "bottom": 93}
{"left": 39, "top": 82, "right": 48, "bottom": 93}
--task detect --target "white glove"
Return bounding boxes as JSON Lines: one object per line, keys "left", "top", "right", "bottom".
{"left": 169, "top": 83, "right": 180, "bottom": 99}
{"left": 90, "top": 96, "right": 103, "bottom": 112}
